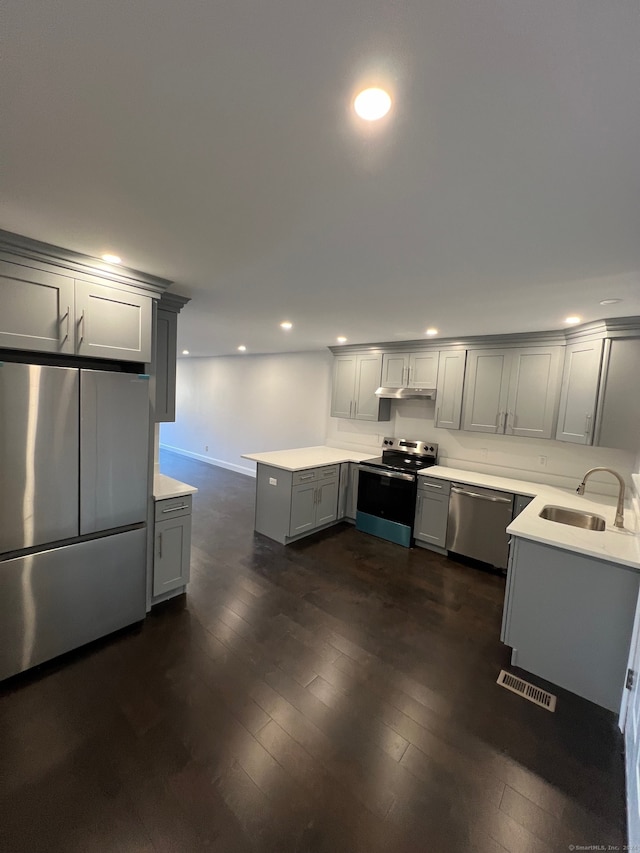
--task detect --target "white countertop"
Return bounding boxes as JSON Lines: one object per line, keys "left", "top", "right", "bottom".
{"left": 153, "top": 473, "right": 198, "bottom": 500}
{"left": 242, "top": 446, "right": 377, "bottom": 471}
{"left": 421, "top": 465, "right": 640, "bottom": 570}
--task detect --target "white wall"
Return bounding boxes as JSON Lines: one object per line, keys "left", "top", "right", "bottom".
{"left": 327, "top": 397, "right": 636, "bottom": 497}
{"left": 160, "top": 351, "right": 333, "bottom": 476}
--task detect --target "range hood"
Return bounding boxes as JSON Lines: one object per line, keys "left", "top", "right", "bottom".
{"left": 374, "top": 386, "right": 436, "bottom": 400}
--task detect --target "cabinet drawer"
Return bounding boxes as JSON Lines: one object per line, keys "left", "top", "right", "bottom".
{"left": 155, "top": 494, "right": 192, "bottom": 520}
{"left": 418, "top": 477, "right": 451, "bottom": 496}
{"left": 293, "top": 468, "right": 317, "bottom": 485}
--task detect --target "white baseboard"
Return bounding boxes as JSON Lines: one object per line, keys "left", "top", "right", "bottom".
{"left": 160, "top": 444, "right": 256, "bottom": 478}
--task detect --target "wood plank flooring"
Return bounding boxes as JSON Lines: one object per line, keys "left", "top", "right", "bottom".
{"left": 0, "top": 451, "right": 627, "bottom": 852}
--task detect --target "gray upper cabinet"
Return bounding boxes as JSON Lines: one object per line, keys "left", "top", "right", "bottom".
{"left": 462, "top": 349, "right": 511, "bottom": 433}
{"left": 555, "top": 339, "right": 604, "bottom": 444}
{"left": 0, "top": 261, "right": 75, "bottom": 354}
{"left": 330, "top": 354, "right": 390, "bottom": 421}
{"left": 594, "top": 338, "right": 640, "bottom": 451}
{"left": 504, "top": 347, "right": 563, "bottom": 439}
{"left": 463, "top": 346, "right": 562, "bottom": 439}
{"left": 435, "top": 350, "right": 466, "bottom": 430}
{"left": 155, "top": 308, "right": 177, "bottom": 422}
{"left": 75, "top": 280, "right": 152, "bottom": 362}
{"left": 381, "top": 351, "right": 439, "bottom": 388}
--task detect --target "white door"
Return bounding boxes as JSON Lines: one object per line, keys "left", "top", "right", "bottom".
{"left": 623, "top": 590, "right": 640, "bottom": 848}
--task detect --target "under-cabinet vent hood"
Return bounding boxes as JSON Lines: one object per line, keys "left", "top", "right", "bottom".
{"left": 374, "top": 387, "right": 436, "bottom": 400}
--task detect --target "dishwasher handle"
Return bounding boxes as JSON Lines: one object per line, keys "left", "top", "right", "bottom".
{"left": 451, "top": 485, "right": 512, "bottom": 504}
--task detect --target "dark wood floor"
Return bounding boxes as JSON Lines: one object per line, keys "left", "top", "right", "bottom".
{"left": 0, "top": 451, "right": 627, "bottom": 852}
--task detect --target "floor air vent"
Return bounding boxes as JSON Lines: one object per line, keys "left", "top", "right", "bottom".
{"left": 497, "top": 670, "right": 557, "bottom": 712}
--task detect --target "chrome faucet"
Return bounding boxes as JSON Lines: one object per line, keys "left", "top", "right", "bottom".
{"left": 576, "top": 467, "right": 626, "bottom": 529}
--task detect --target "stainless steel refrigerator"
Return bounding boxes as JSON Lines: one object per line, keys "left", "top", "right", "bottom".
{"left": 0, "top": 362, "right": 150, "bottom": 680}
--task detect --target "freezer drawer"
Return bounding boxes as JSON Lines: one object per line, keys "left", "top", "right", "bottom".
{"left": 0, "top": 362, "right": 79, "bottom": 553}
{"left": 80, "top": 370, "right": 150, "bottom": 534}
{"left": 446, "top": 483, "right": 514, "bottom": 569}
{"left": 0, "top": 528, "right": 146, "bottom": 681}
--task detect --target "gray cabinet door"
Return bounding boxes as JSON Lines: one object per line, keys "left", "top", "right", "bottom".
{"left": 381, "top": 353, "right": 409, "bottom": 388}
{"left": 435, "top": 350, "right": 466, "bottom": 430}
{"left": 354, "top": 353, "right": 384, "bottom": 420}
{"left": 330, "top": 356, "right": 356, "bottom": 418}
{"left": 414, "top": 487, "right": 449, "bottom": 548}
{"left": 505, "top": 347, "right": 562, "bottom": 439}
{"left": 153, "top": 515, "right": 192, "bottom": 596}
{"left": 80, "top": 371, "right": 150, "bottom": 535}
{"left": 462, "top": 349, "right": 511, "bottom": 433}
{"left": 0, "top": 261, "right": 75, "bottom": 354}
{"left": 316, "top": 479, "right": 338, "bottom": 527}
{"left": 346, "top": 463, "right": 359, "bottom": 520}
{"left": 408, "top": 352, "right": 439, "bottom": 388}
{"left": 0, "top": 362, "right": 79, "bottom": 553}
{"left": 289, "top": 482, "right": 316, "bottom": 536}
{"left": 75, "top": 280, "right": 152, "bottom": 362}
{"left": 595, "top": 338, "right": 640, "bottom": 451}
{"left": 155, "top": 308, "right": 178, "bottom": 422}
{"left": 555, "top": 340, "right": 603, "bottom": 444}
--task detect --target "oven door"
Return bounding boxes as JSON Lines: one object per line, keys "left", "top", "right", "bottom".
{"left": 356, "top": 465, "right": 417, "bottom": 547}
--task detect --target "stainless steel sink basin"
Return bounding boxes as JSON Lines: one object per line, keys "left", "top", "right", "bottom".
{"left": 538, "top": 505, "right": 606, "bottom": 531}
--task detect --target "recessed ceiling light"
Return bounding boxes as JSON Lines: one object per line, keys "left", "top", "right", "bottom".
{"left": 600, "top": 298, "right": 622, "bottom": 305}
{"left": 237, "top": 345, "right": 247, "bottom": 352}
{"left": 425, "top": 328, "right": 438, "bottom": 336}
{"left": 564, "top": 316, "right": 581, "bottom": 325}
{"left": 280, "top": 321, "right": 293, "bottom": 330}
{"left": 336, "top": 336, "right": 347, "bottom": 344}
{"left": 354, "top": 88, "right": 392, "bottom": 121}
{"left": 101, "top": 253, "right": 122, "bottom": 264}
{"left": 181, "top": 349, "right": 190, "bottom": 355}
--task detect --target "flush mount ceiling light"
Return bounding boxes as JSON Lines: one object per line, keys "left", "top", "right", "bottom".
{"left": 181, "top": 349, "right": 190, "bottom": 355}
{"left": 280, "top": 321, "right": 293, "bottom": 330}
{"left": 564, "top": 316, "right": 581, "bottom": 325}
{"left": 237, "top": 345, "right": 247, "bottom": 352}
{"left": 354, "top": 88, "right": 391, "bottom": 121}
{"left": 336, "top": 336, "right": 348, "bottom": 344}
{"left": 425, "top": 328, "right": 438, "bottom": 336}
{"left": 101, "top": 253, "right": 122, "bottom": 264}
{"left": 600, "top": 298, "right": 622, "bottom": 305}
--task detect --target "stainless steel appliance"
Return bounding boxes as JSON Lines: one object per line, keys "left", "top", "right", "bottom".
{"left": 0, "top": 360, "right": 149, "bottom": 681}
{"left": 356, "top": 437, "right": 438, "bottom": 547}
{"left": 446, "top": 483, "right": 514, "bottom": 569}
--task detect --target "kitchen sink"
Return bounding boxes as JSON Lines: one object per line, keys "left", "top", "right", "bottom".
{"left": 538, "top": 505, "right": 606, "bottom": 531}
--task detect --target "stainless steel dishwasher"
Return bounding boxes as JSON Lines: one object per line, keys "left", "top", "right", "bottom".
{"left": 446, "top": 483, "right": 514, "bottom": 569}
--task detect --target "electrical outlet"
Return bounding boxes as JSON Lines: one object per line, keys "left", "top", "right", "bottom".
{"left": 269, "top": 477, "right": 277, "bottom": 486}
{"left": 205, "top": 445, "right": 209, "bottom": 452}
{"left": 539, "top": 455, "right": 547, "bottom": 467}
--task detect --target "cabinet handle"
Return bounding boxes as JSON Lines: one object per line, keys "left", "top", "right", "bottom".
{"left": 421, "top": 481, "right": 442, "bottom": 489}
{"left": 417, "top": 495, "right": 423, "bottom": 517}
{"left": 505, "top": 411, "right": 511, "bottom": 432}
{"left": 299, "top": 473, "right": 314, "bottom": 481}
{"left": 161, "top": 504, "right": 189, "bottom": 513}
{"left": 61, "top": 305, "right": 70, "bottom": 343}
{"left": 78, "top": 310, "right": 85, "bottom": 343}
{"left": 158, "top": 533, "right": 163, "bottom": 558}
{"left": 585, "top": 413, "right": 593, "bottom": 439}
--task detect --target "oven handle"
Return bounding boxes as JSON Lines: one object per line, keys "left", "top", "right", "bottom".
{"left": 358, "top": 464, "right": 416, "bottom": 483}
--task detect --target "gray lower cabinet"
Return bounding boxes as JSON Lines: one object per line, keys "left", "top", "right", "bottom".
{"left": 255, "top": 464, "right": 340, "bottom": 544}
{"left": 414, "top": 477, "right": 450, "bottom": 549}
{"left": 502, "top": 537, "right": 639, "bottom": 712}
{"left": 330, "top": 354, "right": 390, "bottom": 421}
{"left": 153, "top": 495, "right": 192, "bottom": 598}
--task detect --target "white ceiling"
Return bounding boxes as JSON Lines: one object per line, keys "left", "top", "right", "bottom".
{"left": 2, "top": 1, "right": 639, "bottom": 356}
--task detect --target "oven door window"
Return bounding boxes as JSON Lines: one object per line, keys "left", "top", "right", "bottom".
{"left": 357, "top": 470, "right": 416, "bottom": 526}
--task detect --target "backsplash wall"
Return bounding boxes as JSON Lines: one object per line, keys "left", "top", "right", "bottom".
{"left": 327, "top": 397, "right": 636, "bottom": 497}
